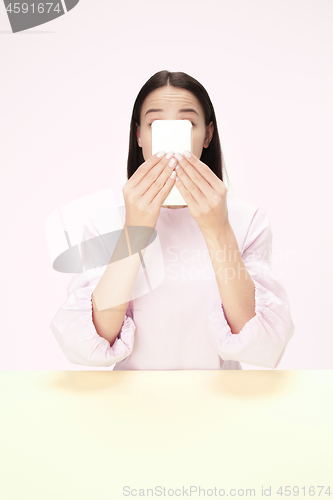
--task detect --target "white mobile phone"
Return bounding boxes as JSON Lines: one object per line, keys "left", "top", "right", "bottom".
{"left": 151, "top": 120, "right": 192, "bottom": 206}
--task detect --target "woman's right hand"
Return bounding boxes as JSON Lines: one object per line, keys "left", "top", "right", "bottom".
{"left": 122, "top": 151, "right": 177, "bottom": 229}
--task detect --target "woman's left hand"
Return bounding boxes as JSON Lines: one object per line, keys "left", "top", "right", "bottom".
{"left": 173, "top": 151, "right": 230, "bottom": 237}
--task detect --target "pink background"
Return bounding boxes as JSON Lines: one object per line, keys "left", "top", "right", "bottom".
{"left": 1, "top": 0, "right": 332, "bottom": 369}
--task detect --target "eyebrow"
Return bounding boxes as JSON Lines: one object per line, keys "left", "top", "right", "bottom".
{"left": 144, "top": 108, "right": 199, "bottom": 117}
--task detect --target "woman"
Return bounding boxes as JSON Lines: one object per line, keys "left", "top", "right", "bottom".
{"left": 50, "top": 70, "right": 295, "bottom": 370}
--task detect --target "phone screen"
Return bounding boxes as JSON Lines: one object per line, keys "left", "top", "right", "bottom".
{"left": 151, "top": 120, "right": 192, "bottom": 206}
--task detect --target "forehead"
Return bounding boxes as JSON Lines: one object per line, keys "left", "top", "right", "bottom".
{"left": 141, "top": 86, "right": 203, "bottom": 116}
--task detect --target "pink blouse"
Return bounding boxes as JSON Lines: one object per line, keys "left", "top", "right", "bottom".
{"left": 50, "top": 193, "right": 295, "bottom": 370}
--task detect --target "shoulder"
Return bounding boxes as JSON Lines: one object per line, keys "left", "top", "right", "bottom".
{"left": 227, "top": 192, "right": 258, "bottom": 216}
{"left": 226, "top": 194, "right": 271, "bottom": 252}
{"left": 227, "top": 193, "right": 270, "bottom": 226}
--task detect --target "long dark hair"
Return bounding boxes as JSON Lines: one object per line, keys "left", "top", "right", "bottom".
{"left": 127, "top": 70, "right": 228, "bottom": 184}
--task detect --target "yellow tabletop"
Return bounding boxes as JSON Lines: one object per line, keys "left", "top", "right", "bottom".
{"left": 0, "top": 370, "right": 332, "bottom": 500}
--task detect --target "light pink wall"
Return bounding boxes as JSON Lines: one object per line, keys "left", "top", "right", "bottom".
{"left": 1, "top": 0, "right": 332, "bottom": 369}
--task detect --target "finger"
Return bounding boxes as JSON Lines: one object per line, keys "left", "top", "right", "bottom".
{"left": 133, "top": 151, "right": 173, "bottom": 196}
{"left": 175, "top": 156, "right": 213, "bottom": 202}
{"left": 178, "top": 151, "right": 222, "bottom": 191}
{"left": 144, "top": 156, "right": 178, "bottom": 203}
{"left": 151, "top": 169, "right": 177, "bottom": 206}
{"left": 137, "top": 152, "right": 176, "bottom": 199}
{"left": 174, "top": 169, "right": 203, "bottom": 206}
{"left": 126, "top": 151, "right": 169, "bottom": 189}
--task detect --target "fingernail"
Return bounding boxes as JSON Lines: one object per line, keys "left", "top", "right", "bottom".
{"left": 175, "top": 163, "right": 180, "bottom": 170}
{"left": 170, "top": 170, "right": 176, "bottom": 179}
{"left": 168, "top": 157, "right": 176, "bottom": 168}
{"left": 157, "top": 151, "right": 166, "bottom": 158}
{"left": 176, "top": 176, "right": 179, "bottom": 181}
{"left": 166, "top": 151, "right": 174, "bottom": 159}
{"left": 183, "top": 150, "right": 191, "bottom": 158}
{"left": 174, "top": 153, "right": 183, "bottom": 162}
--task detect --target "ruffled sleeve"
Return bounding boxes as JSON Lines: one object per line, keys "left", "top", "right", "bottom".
{"left": 50, "top": 215, "right": 136, "bottom": 368}
{"left": 208, "top": 207, "right": 295, "bottom": 369}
